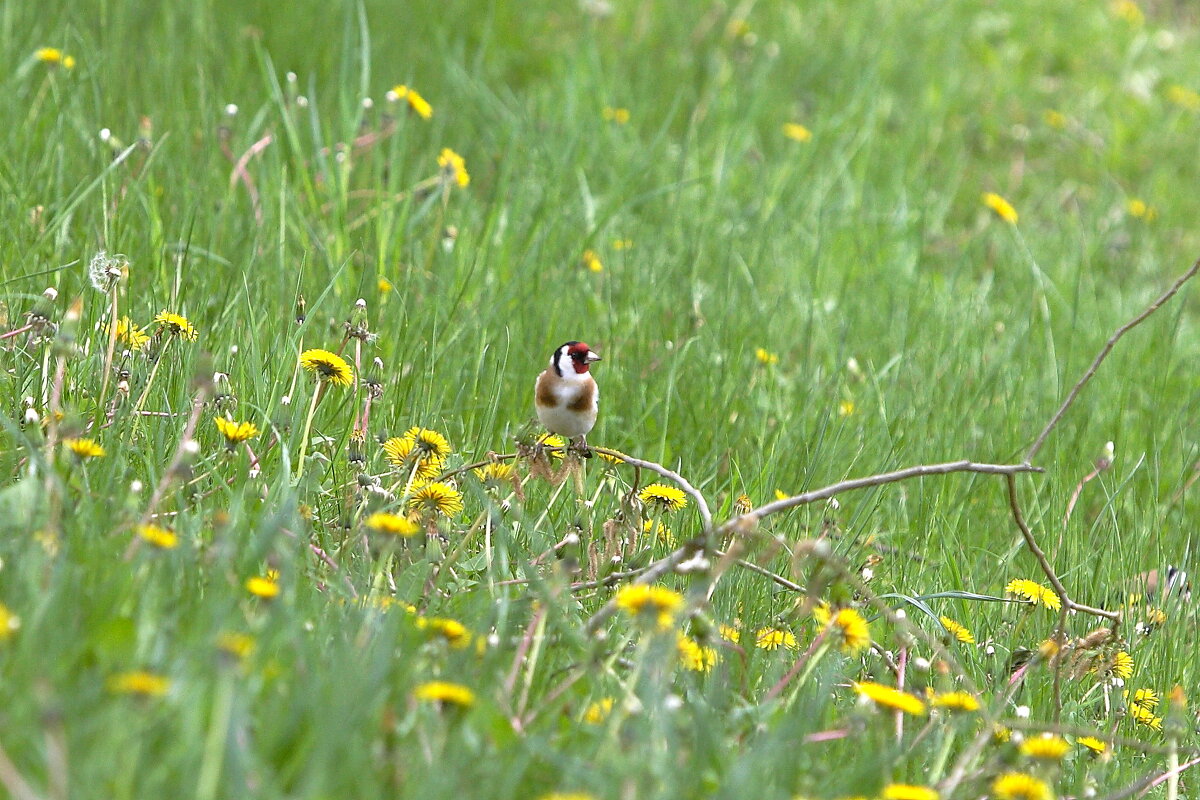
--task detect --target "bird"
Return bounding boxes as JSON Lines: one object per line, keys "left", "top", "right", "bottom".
{"left": 534, "top": 341, "right": 601, "bottom": 456}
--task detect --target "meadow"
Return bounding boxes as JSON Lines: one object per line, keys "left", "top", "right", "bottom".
{"left": 2, "top": 0, "right": 1200, "bottom": 797}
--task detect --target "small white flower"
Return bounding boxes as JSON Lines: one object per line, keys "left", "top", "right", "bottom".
{"left": 1015, "top": 704, "right": 1031, "bottom": 718}
{"left": 99, "top": 127, "right": 112, "bottom": 142}
{"left": 361, "top": 97, "right": 373, "bottom": 109}
{"left": 224, "top": 103, "right": 239, "bottom": 116}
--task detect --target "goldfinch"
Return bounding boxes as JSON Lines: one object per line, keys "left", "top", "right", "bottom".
{"left": 534, "top": 341, "right": 601, "bottom": 455}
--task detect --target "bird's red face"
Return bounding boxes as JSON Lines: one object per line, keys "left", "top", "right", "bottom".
{"left": 565, "top": 341, "right": 601, "bottom": 374}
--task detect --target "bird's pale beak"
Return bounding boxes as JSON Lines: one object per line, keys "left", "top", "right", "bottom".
{"left": 586, "top": 351, "right": 602, "bottom": 363}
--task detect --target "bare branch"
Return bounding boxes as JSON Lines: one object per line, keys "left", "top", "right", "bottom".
{"left": 717, "top": 460, "right": 1041, "bottom": 537}
{"left": 593, "top": 448, "right": 712, "bottom": 531}
{"left": 1027, "top": 255, "right": 1200, "bottom": 462}
{"left": 1005, "top": 474, "right": 1120, "bottom": 622}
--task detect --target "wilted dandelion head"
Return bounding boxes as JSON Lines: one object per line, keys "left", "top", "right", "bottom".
{"left": 407, "top": 481, "right": 464, "bottom": 518}
{"left": 299, "top": 348, "right": 353, "bottom": 386}
{"left": 639, "top": 483, "right": 687, "bottom": 512}
{"left": 154, "top": 310, "right": 198, "bottom": 342}
{"left": 413, "top": 680, "right": 475, "bottom": 708}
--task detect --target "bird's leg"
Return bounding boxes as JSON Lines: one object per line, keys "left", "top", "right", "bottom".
{"left": 571, "top": 435, "right": 593, "bottom": 458}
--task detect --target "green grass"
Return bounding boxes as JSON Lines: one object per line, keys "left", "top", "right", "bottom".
{"left": 2, "top": 0, "right": 1200, "bottom": 797}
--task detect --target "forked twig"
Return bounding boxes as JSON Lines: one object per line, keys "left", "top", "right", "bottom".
{"left": 1026, "top": 256, "right": 1200, "bottom": 462}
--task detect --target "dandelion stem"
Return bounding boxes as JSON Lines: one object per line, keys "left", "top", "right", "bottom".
{"left": 294, "top": 381, "right": 323, "bottom": 483}
{"left": 96, "top": 289, "right": 119, "bottom": 427}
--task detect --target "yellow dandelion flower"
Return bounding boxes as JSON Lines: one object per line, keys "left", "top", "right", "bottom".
{"left": 537, "top": 433, "right": 568, "bottom": 459}
{"left": 136, "top": 524, "right": 178, "bottom": 549}
{"left": 212, "top": 633, "right": 254, "bottom": 663}
{"left": 382, "top": 437, "right": 444, "bottom": 480}
{"left": 365, "top": 512, "right": 421, "bottom": 537}
{"left": 35, "top": 47, "right": 64, "bottom": 63}
{"left": 813, "top": 605, "right": 871, "bottom": 653}
{"left": 782, "top": 122, "right": 813, "bottom": 142}
{"left": 983, "top": 192, "right": 1019, "bottom": 224}
{"left": 389, "top": 84, "right": 433, "bottom": 119}
{"left": 639, "top": 483, "right": 688, "bottom": 512}
{"left": 718, "top": 624, "right": 741, "bottom": 643}
{"left": 601, "top": 106, "right": 630, "bottom": 124}
{"left": 377, "top": 276, "right": 394, "bottom": 294}
{"left": 1126, "top": 688, "right": 1159, "bottom": 709}
{"left": 612, "top": 238, "right": 633, "bottom": 250}
{"left": 1020, "top": 734, "right": 1070, "bottom": 760}
{"left": 538, "top": 793, "right": 597, "bottom": 800}
{"left": 774, "top": 489, "right": 789, "bottom": 501}
{"left": 1110, "top": 650, "right": 1134, "bottom": 680}
{"left": 755, "top": 627, "right": 798, "bottom": 651}
{"left": 1167, "top": 85, "right": 1200, "bottom": 112}
{"left": 1043, "top": 109, "right": 1068, "bottom": 129}
{"left": 992, "top": 772, "right": 1053, "bottom": 800}
{"left": 154, "top": 310, "right": 198, "bottom": 341}
{"left": 407, "top": 481, "right": 464, "bottom": 517}
{"left": 473, "top": 461, "right": 517, "bottom": 485}
{"left": 108, "top": 670, "right": 171, "bottom": 697}
{"left": 939, "top": 616, "right": 975, "bottom": 644}
{"left": 245, "top": 576, "right": 280, "bottom": 598}
{"left": 437, "top": 148, "right": 470, "bottom": 188}
{"left": 582, "top": 249, "right": 603, "bottom": 273}
{"left": 677, "top": 633, "right": 719, "bottom": 672}
{"left": 993, "top": 724, "right": 1013, "bottom": 743}
{"left": 881, "top": 786, "right": 938, "bottom": 800}
{"left": 413, "top": 680, "right": 475, "bottom": 708}
{"left": 642, "top": 518, "right": 675, "bottom": 546}
{"left": 400, "top": 426, "right": 452, "bottom": 458}
{"left": 852, "top": 681, "right": 926, "bottom": 715}
{"left": 64, "top": 438, "right": 105, "bottom": 459}
{"left": 417, "top": 617, "right": 472, "bottom": 648}
{"left": 1144, "top": 606, "right": 1167, "bottom": 627}
{"left": 930, "top": 690, "right": 980, "bottom": 713}
{"left": 299, "top": 348, "right": 353, "bottom": 387}
{"left": 1111, "top": 0, "right": 1144, "bottom": 24}
{"left": 838, "top": 400, "right": 855, "bottom": 416}
{"left": 109, "top": 316, "right": 149, "bottom": 350}
{"left": 583, "top": 697, "right": 614, "bottom": 724}
{"left": 1077, "top": 736, "right": 1107, "bottom": 754}
{"left": 1128, "top": 702, "right": 1163, "bottom": 729}
{"left": 1126, "top": 198, "right": 1157, "bottom": 221}
{"left": 755, "top": 347, "right": 779, "bottom": 365}
{"left": 615, "top": 584, "right": 684, "bottom": 630}
{"left": 1005, "top": 578, "right": 1061, "bottom": 610}
{"left": 595, "top": 447, "right": 625, "bottom": 464}
{"left": 0, "top": 604, "right": 20, "bottom": 641}
{"left": 214, "top": 417, "right": 259, "bottom": 446}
